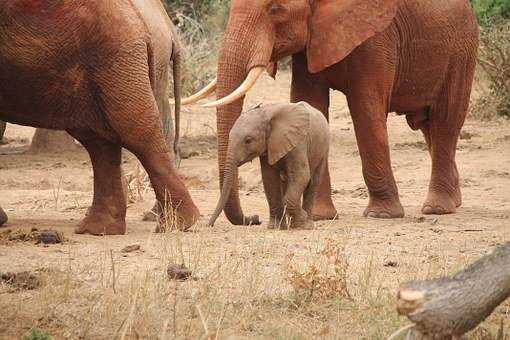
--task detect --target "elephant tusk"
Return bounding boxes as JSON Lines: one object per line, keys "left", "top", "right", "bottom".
{"left": 202, "top": 67, "right": 265, "bottom": 108}
{"left": 170, "top": 78, "right": 217, "bottom": 105}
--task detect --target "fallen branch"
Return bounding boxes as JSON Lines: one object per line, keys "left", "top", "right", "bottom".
{"left": 397, "top": 242, "right": 510, "bottom": 339}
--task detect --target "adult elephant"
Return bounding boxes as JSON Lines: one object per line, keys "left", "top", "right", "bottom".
{"left": 186, "top": 0, "right": 479, "bottom": 223}
{"left": 0, "top": 0, "right": 199, "bottom": 234}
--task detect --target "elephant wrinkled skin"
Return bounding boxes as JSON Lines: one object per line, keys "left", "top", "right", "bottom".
{"left": 208, "top": 102, "right": 330, "bottom": 230}
{"left": 0, "top": 0, "right": 200, "bottom": 235}
{"left": 189, "top": 0, "right": 479, "bottom": 223}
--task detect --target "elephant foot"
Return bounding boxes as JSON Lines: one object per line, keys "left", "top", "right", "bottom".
{"left": 0, "top": 207, "right": 7, "bottom": 227}
{"left": 290, "top": 218, "right": 315, "bottom": 230}
{"left": 267, "top": 215, "right": 288, "bottom": 230}
{"left": 364, "top": 198, "right": 404, "bottom": 219}
{"left": 243, "top": 215, "right": 261, "bottom": 226}
{"left": 422, "top": 190, "right": 459, "bottom": 215}
{"left": 75, "top": 210, "right": 126, "bottom": 235}
{"left": 311, "top": 201, "right": 339, "bottom": 221}
{"left": 156, "top": 203, "right": 200, "bottom": 232}
{"left": 142, "top": 201, "right": 159, "bottom": 222}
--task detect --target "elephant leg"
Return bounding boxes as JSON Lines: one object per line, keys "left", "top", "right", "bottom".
{"left": 120, "top": 127, "right": 199, "bottom": 230}
{"left": 283, "top": 164, "right": 313, "bottom": 230}
{"left": 143, "top": 76, "right": 177, "bottom": 222}
{"left": 348, "top": 99, "right": 404, "bottom": 219}
{"left": 260, "top": 157, "right": 286, "bottom": 229}
{"left": 93, "top": 45, "right": 199, "bottom": 230}
{"left": 0, "top": 206, "right": 7, "bottom": 227}
{"left": 421, "top": 57, "right": 474, "bottom": 215}
{"left": 290, "top": 53, "right": 337, "bottom": 221}
{"left": 68, "top": 131, "right": 126, "bottom": 235}
{"left": 303, "top": 159, "right": 326, "bottom": 217}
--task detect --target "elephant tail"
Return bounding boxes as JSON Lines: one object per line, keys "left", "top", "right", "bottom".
{"left": 171, "top": 39, "right": 182, "bottom": 163}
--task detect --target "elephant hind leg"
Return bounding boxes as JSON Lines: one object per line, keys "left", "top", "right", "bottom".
{"left": 92, "top": 45, "right": 199, "bottom": 231}
{"left": 421, "top": 56, "right": 476, "bottom": 215}
{"left": 68, "top": 130, "right": 127, "bottom": 235}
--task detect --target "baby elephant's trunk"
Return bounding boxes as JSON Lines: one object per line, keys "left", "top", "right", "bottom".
{"left": 208, "top": 157, "right": 237, "bottom": 227}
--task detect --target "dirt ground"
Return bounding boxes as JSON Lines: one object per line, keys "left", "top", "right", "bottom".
{"left": 0, "top": 71, "right": 509, "bottom": 339}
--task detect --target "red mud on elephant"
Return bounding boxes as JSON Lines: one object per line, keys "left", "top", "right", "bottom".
{"left": 184, "top": 0, "right": 479, "bottom": 224}
{"left": 0, "top": 0, "right": 199, "bottom": 235}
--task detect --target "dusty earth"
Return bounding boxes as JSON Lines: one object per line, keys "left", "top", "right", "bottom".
{"left": 0, "top": 71, "right": 509, "bottom": 339}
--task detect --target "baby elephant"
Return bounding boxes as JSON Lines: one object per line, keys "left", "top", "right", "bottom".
{"left": 209, "top": 102, "right": 330, "bottom": 229}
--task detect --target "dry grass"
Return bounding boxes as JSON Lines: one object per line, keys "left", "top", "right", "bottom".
{"left": 0, "top": 225, "right": 507, "bottom": 340}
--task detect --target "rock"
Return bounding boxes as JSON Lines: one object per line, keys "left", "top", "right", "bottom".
{"left": 0, "top": 207, "right": 7, "bottom": 227}
{"left": 384, "top": 260, "right": 399, "bottom": 267}
{"left": 460, "top": 130, "right": 479, "bottom": 140}
{"left": 180, "top": 150, "right": 199, "bottom": 159}
{"left": 121, "top": 244, "right": 141, "bottom": 253}
{"left": 37, "top": 230, "right": 63, "bottom": 244}
{"left": 167, "top": 264, "right": 192, "bottom": 281}
{"left": 0, "top": 271, "right": 41, "bottom": 290}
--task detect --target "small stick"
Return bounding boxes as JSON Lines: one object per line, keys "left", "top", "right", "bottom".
{"left": 386, "top": 324, "right": 415, "bottom": 340}
{"left": 196, "top": 304, "right": 209, "bottom": 339}
{"left": 110, "top": 249, "right": 116, "bottom": 294}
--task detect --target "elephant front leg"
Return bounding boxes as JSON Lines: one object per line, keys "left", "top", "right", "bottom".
{"left": 68, "top": 131, "right": 127, "bottom": 235}
{"left": 260, "top": 157, "right": 287, "bottom": 229}
{"left": 349, "top": 101, "right": 404, "bottom": 219}
{"left": 282, "top": 165, "right": 314, "bottom": 230}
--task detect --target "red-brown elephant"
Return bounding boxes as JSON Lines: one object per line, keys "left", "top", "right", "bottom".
{"left": 0, "top": 0, "right": 200, "bottom": 234}
{"left": 185, "top": 0, "right": 479, "bottom": 224}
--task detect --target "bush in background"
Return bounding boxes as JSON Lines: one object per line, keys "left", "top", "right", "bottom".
{"left": 469, "top": 1, "right": 509, "bottom": 119}
{"left": 475, "top": 19, "right": 510, "bottom": 119}
{"left": 164, "top": 0, "right": 230, "bottom": 96}
{"left": 470, "top": 0, "right": 510, "bottom": 26}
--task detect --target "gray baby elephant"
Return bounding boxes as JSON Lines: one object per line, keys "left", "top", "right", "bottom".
{"left": 209, "top": 102, "right": 330, "bottom": 229}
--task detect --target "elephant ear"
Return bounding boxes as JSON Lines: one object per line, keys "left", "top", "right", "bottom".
{"left": 267, "top": 102, "right": 311, "bottom": 165}
{"left": 306, "top": 0, "right": 398, "bottom": 74}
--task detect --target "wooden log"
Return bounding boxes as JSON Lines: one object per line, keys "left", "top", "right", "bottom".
{"left": 397, "top": 243, "right": 510, "bottom": 339}
{"left": 0, "top": 206, "right": 7, "bottom": 226}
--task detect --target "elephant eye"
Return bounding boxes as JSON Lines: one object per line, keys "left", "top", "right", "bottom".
{"left": 245, "top": 137, "right": 253, "bottom": 144}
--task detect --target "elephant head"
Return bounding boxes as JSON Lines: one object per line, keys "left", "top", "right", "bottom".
{"left": 187, "top": 0, "right": 397, "bottom": 225}
{"left": 208, "top": 103, "right": 310, "bottom": 227}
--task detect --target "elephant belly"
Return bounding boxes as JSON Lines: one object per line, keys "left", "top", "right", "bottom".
{"left": 0, "top": 64, "right": 96, "bottom": 130}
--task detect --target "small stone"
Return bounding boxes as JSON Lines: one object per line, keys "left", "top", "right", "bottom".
{"left": 121, "top": 244, "right": 141, "bottom": 253}
{"left": 384, "top": 260, "right": 399, "bottom": 267}
{"left": 167, "top": 264, "right": 192, "bottom": 281}
{"left": 38, "top": 230, "right": 63, "bottom": 244}
{"left": 460, "top": 131, "right": 476, "bottom": 140}
{"left": 180, "top": 150, "right": 200, "bottom": 159}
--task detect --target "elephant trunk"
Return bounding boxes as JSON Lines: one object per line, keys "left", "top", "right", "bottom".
{"left": 215, "top": 19, "right": 272, "bottom": 225}
{"left": 208, "top": 152, "right": 237, "bottom": 227}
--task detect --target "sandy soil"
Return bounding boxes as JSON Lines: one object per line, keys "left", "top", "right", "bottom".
{"left": 0, "top": 71, "right": 509, "bottom": 339}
